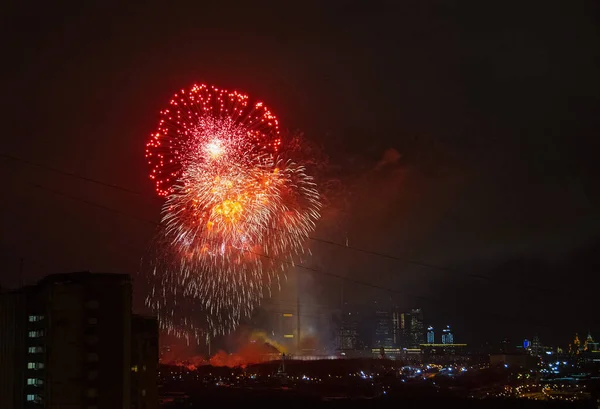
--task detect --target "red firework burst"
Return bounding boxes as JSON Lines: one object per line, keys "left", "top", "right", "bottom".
{"left": 145, "top": 84, "right": 281, "bottom": 196}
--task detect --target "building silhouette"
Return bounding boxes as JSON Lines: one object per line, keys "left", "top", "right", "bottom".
{"left": 338, "top": 311, "right": 360, "bottom": 350}
{"left": 392, "top": 309, "right": 400, "bottom": 347}
{"left": 442, "top": 325, "right": 454, "bottom": 344}
{"left": 0, "top": 272, "right": 158, "bottom": 409}
{"left": 400, "top": 309, "right": 425, "bottom": 348}
{"left": 374, "top": 310, "right": 394, "bottom": 348}
{"left": 530, "top": 335, "right": 542, "bottom": 356}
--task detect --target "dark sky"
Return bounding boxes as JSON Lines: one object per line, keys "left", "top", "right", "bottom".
{"left": 1, "top": 1, "right": 599, "bottom": 348}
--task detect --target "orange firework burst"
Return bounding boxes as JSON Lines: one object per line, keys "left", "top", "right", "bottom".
{"left": 144, "top": 84, "right": 320, "bottom": 338}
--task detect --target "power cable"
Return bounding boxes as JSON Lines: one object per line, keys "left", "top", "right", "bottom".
{"left": 21, "top": 179, "right": 577, "bottom": 330}
{"left": 25, "top": 180, "right": 402, "bottom": 295}
{"left": 0, "top": 152, "right": 497, "bottom": 279}
{"left": 4, "top": 153, "right": 590, "bottom": 303}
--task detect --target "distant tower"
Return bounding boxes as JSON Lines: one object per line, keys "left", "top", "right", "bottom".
{"left": 427, "top": 326, "right": 435, "bottom": 344}
{"left": 392, "top": 309, "right": 400, "bottom": 347}
{"left": 339, "top": 311, "right": 359, "bottom": 350}
{"left": 570, "top": 333, "right": 581, "bottom": 355}
{"left": 410, "top": 309, "right": 425, "bottom": 346}
{"left": 374, "top": 310, "right": 394, "bottom": 349}
{"left": 441, "top": 325, "right": 454, "bottom": 344}
{"left": 585, "top": 331, "right": 599, "bottom": 352}
{"left": 399, "top": 309, "right": 425, "bottom": 348}
{"left": 531, "top": 335, "right": 542, "bottom": 356}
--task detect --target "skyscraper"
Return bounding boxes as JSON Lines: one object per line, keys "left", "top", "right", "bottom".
{"left": 442, "top": 325, "right": 454, "bottom": 344}
{"left": 374, "top": 310, "right": 394, "bottom": 348}
{"left": 0, "top": 272, "right": 158, "bottom": 409}
{"left": 339, "top": 311, "right": 360, "bottom": 350}
{"left": 392, "top": 309, "right": 400, "bottom": 347}
{"left": 427, "top": 326, "right": 435, "bottom": 343}
{"left": 399, "top": 309, "right": 425, "bottom": 348}
{"left": 530, "top": 335, "right": 542, "bottom": 356}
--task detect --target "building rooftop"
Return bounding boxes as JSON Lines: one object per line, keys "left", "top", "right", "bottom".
{"left": 37, "top": 271, "right": 130, "bottom": 286}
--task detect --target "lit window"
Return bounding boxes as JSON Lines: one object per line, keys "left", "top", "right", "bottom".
{"left": 28, "top": 346, "right": 44, "bottom": 354}
{"left": 26, "top": 394, "right": 36, "bottom": 401}
{"left": 27, "top": 362, "right": 44, "bottom": 370}
{"left": 28, "top": 315, "right": 44, "bottom": 322}
{"left": 131, "top": 365, "right": 138, "bottom": 372}
{"left": 28, "top": 330, "right": 43, "bottom": 338}
{"left": 141, "top": 389, "right": 146, "bottom": 397}
{"left": 27, "top": 378, "right": 43, "bottom": 386}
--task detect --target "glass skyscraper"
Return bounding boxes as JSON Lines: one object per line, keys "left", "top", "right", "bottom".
{"left": 399, "top": 309, "right": 425, "bottom": 348}
{"left": 427, "top": 326, "right": 435, "bottom": 343}
{"left": 374, "top": 310, "right": 394, "bottom": 348}
{"left": 441, "top": 325, "right": 454, "bottom": 344}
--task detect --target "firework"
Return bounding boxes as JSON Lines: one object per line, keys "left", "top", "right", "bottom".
{"left": 146, "top": 84, "right": 281, "bottom": 197}
{"left": 144, "top": 84, "right": 320, "bottom": 337}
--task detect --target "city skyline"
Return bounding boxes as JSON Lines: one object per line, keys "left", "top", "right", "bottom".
{"left": 1, "top": 1, "right": 599, "bottom": 407}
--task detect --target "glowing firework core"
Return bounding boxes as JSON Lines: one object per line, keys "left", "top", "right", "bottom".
{"left": 206, "top": 139, "right": 225, "bottom": 159}
{"left": 213, "top": 198, "right": 244, "bottom": 223}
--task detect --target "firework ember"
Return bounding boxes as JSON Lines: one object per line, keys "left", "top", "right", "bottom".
{"left": 144, "top": 84, "right": 321, "bottom": 338}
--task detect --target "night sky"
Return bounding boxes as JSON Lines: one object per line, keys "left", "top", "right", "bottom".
{"left": 1, "top": 1, "right": 599, "bottom": 349}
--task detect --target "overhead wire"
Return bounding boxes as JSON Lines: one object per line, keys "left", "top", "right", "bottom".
{"left": 1, "top": 152, "right": 581, "bottom": 300}
{"left": 9, "top": 161, "right": 587, "bottom": 330}
{"left": 24, "top": 179, "right": 401, "bottom": 295}
{"left": 0, "top": 152, "right": 488, "bottom": 279}
{"left": 23, "top": 179, "right": 556, "bottom": 329}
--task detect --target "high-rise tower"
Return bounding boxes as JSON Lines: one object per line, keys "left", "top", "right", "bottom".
{"left": 0, "top": 272, "right": 158, "bottom": 409}
{"left": 442, "top": 325, "right": 454, "bottom": 344}
{"left": 399, "top": 309, "right": 425, "bottom": 348}
{"left": 427, "top": 326, "right": 435, "bottom": 344}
